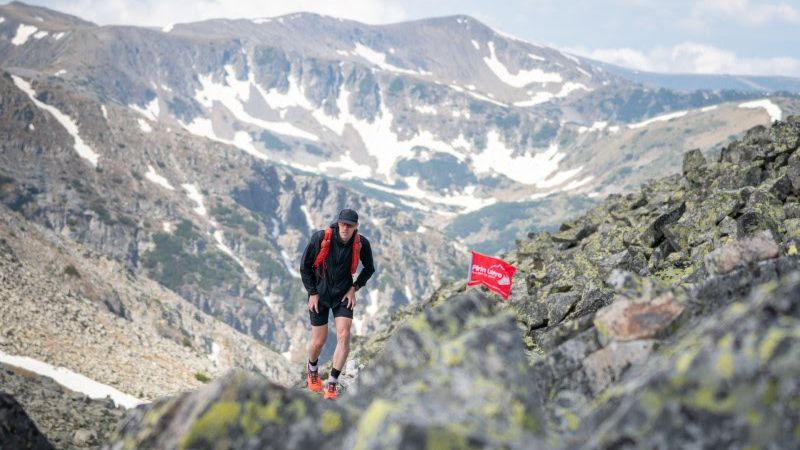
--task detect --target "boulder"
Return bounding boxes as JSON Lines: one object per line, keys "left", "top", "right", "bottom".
{"left": 640, "top": 202, "right": 686, "bottom": 247}
{"left": 0, "top": 392, "right": 54, "bottom": 450}
{"left": 581, "top": 340, "right": 657, "bottom": 395}
{"left": 681, "top": 149, "right": 707, "bottom": 185}
{"left": 594, "top": 292, "right": 684, "bottom": 344}
{"left": 546, "top": 292, "right": 581, "bottom": 325}
{"left": 704, "top": 231, "right": 780, "bottom": 276}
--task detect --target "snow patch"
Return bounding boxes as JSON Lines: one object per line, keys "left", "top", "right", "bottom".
{"left": 739, "top": 99, "right": 782, "bottom": 122}
{"left": 181, "top": 184, "right": 207, "bottom": 216}
{"left": 0, "top": 17, "right": 4, "bottom": 24}
{"left": 100, "top": 105, "right": 108, "bottom": 120}
{"left": 483, "top": 41, "right": 562, "bottom": 87}
{"left": 280, "top": 249, "right": 301, "bottom": 278}
{"left": 471, "top": 40, "right": 480, "bottom": 50}
{"left": 33, "top": 30, "right": 48, "bottom": 39}
{"left": 162, "top": 23, "right": 174, "bottom": 33}
{"left": 528, "top": 53, "right": 546, "bottom": 61}
{"left": 12, "top": 75, "right": 98, "bottom": 166}
{"left": 312, "top": 88, "right": 466, "bottom": 179}
{"left": 252, "top": 18, "right": 272, "bottom": 24}
{"left": 207, "top": 342, "right": 221, "bottom": 366}
{"left": 27, "top": 123, "right": 34, "bottom": 131}
{"left": 162, "top": 221, "right": 174, "bottom": 233}
{"left": 300, "top": 205, "right": 314, "bottom": 231}
{"left": 195, "top": 67, "right": 318, "bottom": 141}
{"left": 472, "top": 131, "right": 582, "bottom": 187}
{"left": 144, "top": 165, "right": 174, "bottom": 190}
{"left": 137, "top": 118, "right": 152, "bottom": 133}
{"left": 54, "top": 69, "right": 67, "bottom": 77}
{"left": 129, "top": 98, "right": 160, "bottom": 121}
{"left": 12, "top": 24, "right": 38, "bottom": 46}
{"left": 628, "top": 110, "right": 688, "bottom": 129}
{"left": 53, "top": 32, "right": 66, "bottom": 40}
{"left": 352, "top": 43, "right": 430, "bottom": 76}
{"left": 363, "top": 178, "right": 494, "bottom": 213}
{"left": 701, "top": 105, "right": 718, "bottom": 112}
{"left": 414, "top": 104, "right": 437, "bottom": 114}
{"left": 179, "top": 118, "right": 268, "bottom": 160}
{"left": 0, "top": 350, "right": 145, "bottom": 408}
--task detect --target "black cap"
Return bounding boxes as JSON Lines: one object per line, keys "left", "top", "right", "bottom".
{"left": 337, "top": 208, "right": 359, "bottom": 225}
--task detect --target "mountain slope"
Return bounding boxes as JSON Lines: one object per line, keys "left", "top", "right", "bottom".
{"left": 106, "top": 116, "right": 800, "bottom": 449}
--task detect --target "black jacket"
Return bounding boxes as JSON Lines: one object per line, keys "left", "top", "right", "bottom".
{"left": 300, "top": 224, "right": 375, "bottom": 306}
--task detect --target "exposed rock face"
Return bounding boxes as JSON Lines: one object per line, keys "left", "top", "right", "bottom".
{"left": 0, "top": 391, "right": 54, "bottom": 450}
{"left": 0, "top": 364, "right": 124, "bottom": 450}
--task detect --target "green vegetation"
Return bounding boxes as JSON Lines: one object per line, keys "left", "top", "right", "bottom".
{"left": 212, "top": 206, "right": 261, "bottom": 236}
{"left": 142, "top": 219, "right": 243, "bottom": 292}
{"left": 194, "top": 372, "right": 211, "bottom": 383}
{"left": 63, "top": 264, "right": 81, "bottom": 278}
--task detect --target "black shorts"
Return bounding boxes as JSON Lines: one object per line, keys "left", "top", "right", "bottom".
{"left": 309, "top": 298, "right": 353, "bottom": 326}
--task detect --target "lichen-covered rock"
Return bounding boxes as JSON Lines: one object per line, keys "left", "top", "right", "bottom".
{"left": 570, "top": 273, "right": 800, "bottom": 450}
{"left": 107, "top": 371, "right": 356, "bottom": 450}
{"left": 682, "top": 148, "right": 707, "bottom": 185}
{"left": 704, "top": 231, "right": 780, "bottom": 276}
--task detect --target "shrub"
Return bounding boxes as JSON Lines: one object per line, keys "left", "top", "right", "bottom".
{"left": 194, "top": 372, "right": 210, "bottom": 383}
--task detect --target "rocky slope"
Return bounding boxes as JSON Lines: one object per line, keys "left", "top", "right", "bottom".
{"left": 102, "top": 117, "right": 800, "bottom": 448}
{"left": 0, "top": 201, "right": 295, "bottom": 400}
{"left": 1, "top": 363, "right": 124, "bottom": 449}
{"left": 2, "top": 1, "right": 799, "bottom": 257}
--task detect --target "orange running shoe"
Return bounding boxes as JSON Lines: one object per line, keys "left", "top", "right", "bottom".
{"left": 307, "top": 370, "right": 322, "bottom": 392}
{"left": 322, "top": 382, "right": 338, "bottom": 400}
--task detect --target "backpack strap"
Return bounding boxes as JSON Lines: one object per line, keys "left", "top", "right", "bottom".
{"left": 350, "top": 233, "right": 361, "bottom": 274}
{"left": 313, "top": 227, "right": 333, "bottom": 274}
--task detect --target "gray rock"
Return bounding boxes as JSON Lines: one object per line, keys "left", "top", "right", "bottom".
{"left": 704, "top": 231, "right": 780, "bottom": 276}
{"left": 682, "top": 148, "right": 707, "bottom": 184}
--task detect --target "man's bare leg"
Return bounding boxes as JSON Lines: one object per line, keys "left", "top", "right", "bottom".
{"left": 308, "top": 324, "right": 328, "bottom": 363}
{"left": 332, "top": 316, "right": 352, "bottom": 372}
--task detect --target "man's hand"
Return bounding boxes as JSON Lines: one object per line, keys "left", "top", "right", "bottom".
{"left": 308, "top": 294, "right": 320, "bottom": 313}
{"left": 343, "top": 286, "right": 357, "bottom": 310}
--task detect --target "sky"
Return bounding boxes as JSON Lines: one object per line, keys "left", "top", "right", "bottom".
{"left": 20, "top": 0, "right": 800, "bottom": 77}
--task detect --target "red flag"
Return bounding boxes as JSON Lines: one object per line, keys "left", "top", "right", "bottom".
{"left": 467, "top": 251, "right": 517, "bottom": 300}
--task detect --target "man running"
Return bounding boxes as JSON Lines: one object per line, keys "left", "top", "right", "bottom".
{"left": 300, "top": 208, "right": 375, "bottom": 400}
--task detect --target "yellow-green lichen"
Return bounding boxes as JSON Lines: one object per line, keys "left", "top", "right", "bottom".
{"left": 426, "top": 426, "right": 470, "bottom": 450}
{"left": 762, "top": 380, "right": 779, "bottom": 404}
{"left": 692, "top": 387, "right": 735, "bottom": 413}
{"left": 240, "top": 399, "right": 282, "bottom": 436}
{"left": 180, "top": 401, "right": 241, "bottom": 449}
{"left": 562, "top": 411, "right": 580, "bottom": 431}
{"left": 441, "top": 341, "right": 466, "bottom": 366}
{"left": 746, "top": 410, "right": 762, "bottom": 427}
{"left": 321, "top": 410, "right": 343, "bottom": 435}
{"left": 759, "top": 328, "right": 788, "bottom": 364}
{"left": 716, "top": 350, "right": 734, "bottom": 379}
{"left": 354, "top": 400, "right": 397, "bottom": 450}
{"left": 640, "top": 390, "right": 663, "bottom": 415}
{"left": 287, "top": 399, "right": 307, "bottom": 419}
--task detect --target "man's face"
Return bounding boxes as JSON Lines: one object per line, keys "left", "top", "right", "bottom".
{"left": 337, "top": 221, "right": 357, "bottom": 241}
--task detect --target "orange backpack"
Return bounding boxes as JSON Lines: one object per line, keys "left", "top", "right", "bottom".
{"left": 313, "top": 227, "right": 361, "bottom": 275}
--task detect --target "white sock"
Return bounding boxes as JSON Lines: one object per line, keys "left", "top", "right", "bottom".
{"left": 308, "top": 361, "right": 318, "bottom": 372}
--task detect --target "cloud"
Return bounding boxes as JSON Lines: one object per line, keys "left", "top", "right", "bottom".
{"left": 571, "top": 42, "right": 800, "bottom": 77}
{"left": 35, "top": 0, "right": 407, "bottom": 27}
{"left": 683, "top": 0, "right": 800, "bottom": 29}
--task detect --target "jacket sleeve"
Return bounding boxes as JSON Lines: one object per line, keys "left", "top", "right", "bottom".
{"left": 300, "top": 231, "right": 320, "bottom": 296}
{"left": 353, "top": 237, "right": 375, "bottom": 290}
